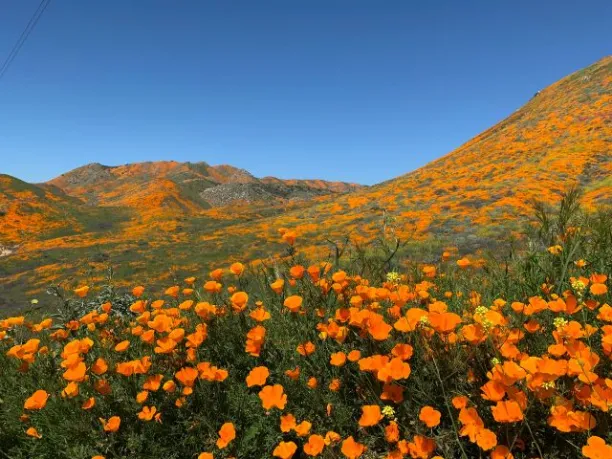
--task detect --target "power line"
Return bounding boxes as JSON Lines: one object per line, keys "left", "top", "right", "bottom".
{"left": 0, "top": 0, "right": 51, "bottom": 82}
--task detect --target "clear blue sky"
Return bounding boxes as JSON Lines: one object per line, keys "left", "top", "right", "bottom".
{"left": 0, "top": 1, "right": 610, "bottom": 185}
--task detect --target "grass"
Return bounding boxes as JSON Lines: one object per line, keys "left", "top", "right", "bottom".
{"left": 0, "top": 191, "right": 611, "bottom": 458}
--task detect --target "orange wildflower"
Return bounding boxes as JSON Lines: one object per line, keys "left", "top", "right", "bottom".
{"left": 341, "top": 436, "right": 365, "bottom": 458}
{"left": 259, "top": 384, "right": 287, "bottom": 410}
{"left": 246, "top": 366, "right": 269, "bottom": 387}
{"left": 273, "top": 441, "right": 298, "bottom": 459}
{"left": 24, "top": 390, "right": 49, "bottom": 410}
{"left": 419, "top": 406, "right": 441, "bottom": 428}
{"left": 216, "top": 422, "right": 236, "bottom": 449}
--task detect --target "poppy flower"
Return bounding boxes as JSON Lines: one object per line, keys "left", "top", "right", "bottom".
{"left": 91, "top": 358, "right": 108, "bottom": 375}
{"left": 491, "top": 400, "right": 523, "bottom": 423}
{"left": 230, "top": 292, "right": 249, "bottom": 311}
{"left": 100, "top": 416, "right": 121, "bottom": 432}
{"left": 62, "top": 382, "right": 79, "bottom": 398}
{"left": 491, "top": 445, "right": 514, "bottom": 459}
{"left": 329, "top": 378, "right": 341, "bottom": 391}
{"left": 295, "top": 420, "right": 312, "bottom": 436}
{"left": 82, "top": 397, "right": 95, "bottom": 410}
{"left": 297, "top": 341, "right": 316, "bottom": 356}
{"left": 246, "top": 366, "right": 269, "bottom": 387}
{"left": 259, "top": 384, "right": 287, "bottom": 410}
{"left": 175, "top": 366, "right": 199, "bottom": 387}
{"left": 358, "top": 405, "right": 383, "bottom": 427}
{"left": 24, "top": 390, "right": 49, "bottom": 410}
{"left": 132, "top": 286, "right": 145, "bottom": 297}
{"left": 330, "top": 352, "right": 347, "bottom": 366}
{"left": 456, "top": 257, "right": 471, "bottom": 268}
{"left": 197, "top": 454, "right": 213, "bottom": 459}
{"left": 408, "top": 435, "right": 436, "bottom": 458}
{"left": 250, "top": 307, "right": 271, "bottom": 322}
{"left": 230, "top": 262, "right": 244, "bottom": 276}
{"left": 419, "top": 406, "right": 441, "bottom": 428}
{"left": 341, "top": 436, "right": 365, "bottom": 458}
{"left": 582, "top": 436, "right": 612, "bottom": 458}
{"left": 270, "top": 279, "right": 285, "bottom": 294}
{"left": 476, "top": 428, "right": 497, "bottom": 451}
{"left": 74, "top": 286, "right": 90, "bottom": 298}
{"left": 304, "top": 434, "right": 325, "bottom": 456}
{"left": 280, "top": 413, "right": 297, "bottom": 432}
{"left": 284, "top": 295, "right": 303, "bottom": 312}
{"left": 216, "top": 422, "right": 236, "bottom": 449}
{"left": 273, "top": 441, "right": 298, "bottom": 459}
{"left": 138, "top": 406, "right": 157, "bottom": 421}
{"left": 289, "top": 265, "right": 305, "bottom": 279}
{"left": 26, "top": 427, "right": 42, "bottom": 438}
{"left": 164, "top": 286, "right": 180, "bottom": 298}
{"left": 591, "top": 283, "right": 608, "bottom": 295}
{"left": 114, "top": 340, "right": 130, "bottom": 352}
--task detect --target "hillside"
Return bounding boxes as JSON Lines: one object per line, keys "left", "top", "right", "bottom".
{"left": 0, "top": 175, "right": 129, "bottom": 245}
{"left": 0, "top": 163, "right": 361, "bottom": 310}
{"left": 204, "top": 56, "right": 611, "bottom": 256}
{"left": 1, "top": 57, "right": 610, "bottom": 311}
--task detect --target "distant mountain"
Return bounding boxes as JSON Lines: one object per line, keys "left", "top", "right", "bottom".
{"left": 47, "top": 161, "right": 361, "bottom": 212}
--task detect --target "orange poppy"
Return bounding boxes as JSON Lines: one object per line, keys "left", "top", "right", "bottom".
{"left": 297, "top": 341, "right": 316, "bottom": 356}
{"left": 358, "top": 405, "right": 383, "bottom": 427}
{"left": 230, "top": 292, "right": 249, "bottom": 311}
{"left": 385, "top": 421, "right": 400, "bottom": 443}
{"left": 24, "top": 390, "right": 49, "bottom": 410}
{"left": 82, "top": 397, "right": 95, "bottom": 410}
{"left": 330, "top": 351, "right": 347, "bottom": 366}
{"left": 295, "top": 420, "right": 312, "bottom": 436}
{"left": 284, "top": 295, "right": 303, "bottom": 312}
{"left": 290, "top": 265, "right": 305, "bottom": 279}
{"left": 273, "top": 441, "right": 298, "bottom": 459}
{"left": 138, "top": 406, "right": 157, "bottom": 421}
{"left": 100, "top": 416, "right": 121, "bottom": 432}
{"left": 582, "top": 436, "right": 612, "bottom": 458}
{"left": 114, "top": 340, "right": 130, "bottom": 352}
{"left": 259, "top": 384, "right": 287, "bottom": 410}
{"left": 304, "top": 434, "right": 325, "bottom": 456}
{"left": 419, "top": 406, "right": 441, "bottom": 428}
{"left": 74, "top": 286, "right": 90, "bottom": 298}
{"left": 216, "top": 422, "right": 236, "bottom": 449}
{"left": 491, "top": 400, "right": 523, "bottom": 423}
{"left": 229, "top": 262, "right": 244, "bottom": 276}
{"left": 408, "top": 435, "right": 436, "bottom": 458}
{"left": 26, "top": 427, "right": 42, "bottom": 438}
{"left": 175, "top": 366, "right": 199, "bottom": 387}
{"left": 246, "top": 366, "right": 269, "bottom": 387}
{"left": 280, "top": 413, "right": 297, "bottom": 432}
{"left": 270, "top": 279, "right": 285, "bottom": 294}
{"left": 341, "top": 436, "right": 365, "bottom": 458}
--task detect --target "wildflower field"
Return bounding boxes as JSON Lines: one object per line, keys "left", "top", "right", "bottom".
{"left": 1, "top": 193, "right": 611, "bottom": 459}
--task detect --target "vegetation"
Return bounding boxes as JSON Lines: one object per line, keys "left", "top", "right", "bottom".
{"left": 1, "top": 192, "right": 611, "bottom": 458}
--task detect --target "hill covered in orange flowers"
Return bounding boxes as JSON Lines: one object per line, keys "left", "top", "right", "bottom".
{"left": 204, "top": 56, "right": 611, "bottom": 256}
{"left": 1, "top": 56, "right": 610, "bottom": 310}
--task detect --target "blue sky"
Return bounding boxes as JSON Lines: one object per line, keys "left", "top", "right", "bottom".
{"left": 0, "top": 1, "right": 610, "bottom": 185}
